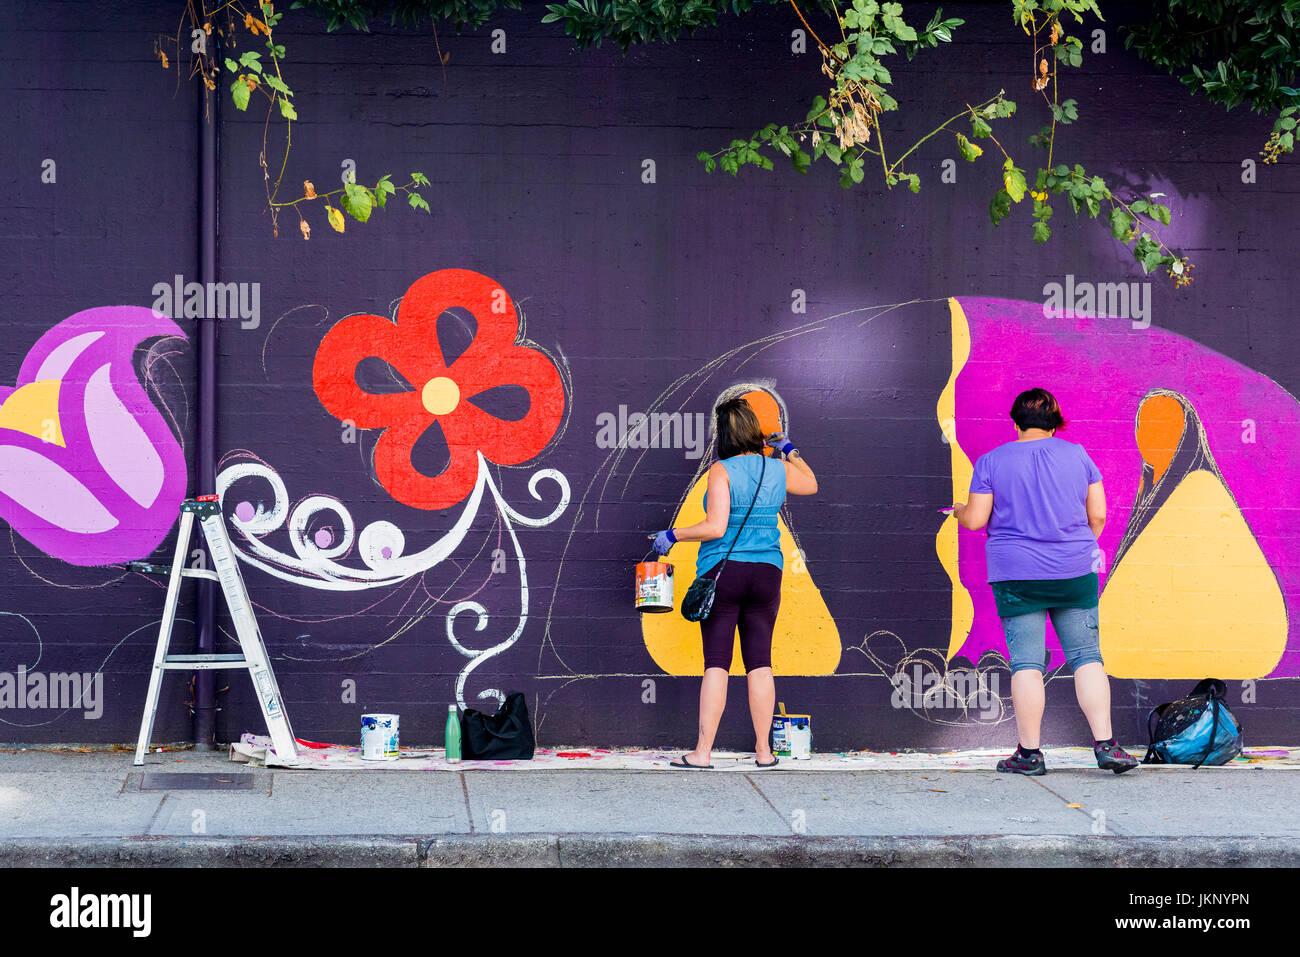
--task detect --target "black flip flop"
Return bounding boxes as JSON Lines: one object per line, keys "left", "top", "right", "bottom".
{"left": 669, "top": 754, "right": 712, "bottom": 769}
{"left": 755, "top": 756, "right": 779, "bottom": 769}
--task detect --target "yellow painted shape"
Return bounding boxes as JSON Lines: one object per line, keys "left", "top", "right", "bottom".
{"left": 0, "top": 379, "right": 64, "bottom": 446}
{"left": 641, "top": 473, "right": 841, "bottom": 676}
{"left": 938, "top": 298, "right": 974, "bottom": 659}
{"left": 1099, "top": 468, "right": 1287, "bottom": 678}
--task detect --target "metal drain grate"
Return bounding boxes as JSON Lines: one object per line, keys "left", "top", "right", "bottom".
{"left": 140, "top": 772, "right": 255, "bottom": 791}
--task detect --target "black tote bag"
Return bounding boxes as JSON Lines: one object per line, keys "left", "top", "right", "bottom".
{"left": 461, "top": 691, "right": 535, "bottom": 760}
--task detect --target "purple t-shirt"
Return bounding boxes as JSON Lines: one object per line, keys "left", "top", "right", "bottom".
{"left": 968, "top": 436, "right": 1102, "bottom": 582}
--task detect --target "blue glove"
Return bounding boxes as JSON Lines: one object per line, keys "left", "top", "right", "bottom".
{"left": 765, "top": 431, "right": 795, "bottom": 457}
{"left": 651, "top": 529, "right": 677, "bottom": 555}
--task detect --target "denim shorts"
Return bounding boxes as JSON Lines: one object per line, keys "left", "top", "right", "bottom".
{"left": 1001, "top": 605, "right": 1103, "bottom": 674}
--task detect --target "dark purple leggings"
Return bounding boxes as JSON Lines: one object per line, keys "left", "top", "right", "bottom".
{"left": 699, "top": 561, "right": 783, "bottom": 672}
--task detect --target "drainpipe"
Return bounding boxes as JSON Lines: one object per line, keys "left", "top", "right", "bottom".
{"left": 193, "top": 34, "right": 220, "bottom": 751}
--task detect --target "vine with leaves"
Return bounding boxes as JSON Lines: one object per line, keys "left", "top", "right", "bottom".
{"left": 157, "top": 0, "right": 1292, "bottom": 276}
{"left": 700, "top": 0, "right": 1193, "bottom": 286}
{"left": 157, "top": 1, "right": 431, "bottom": 240}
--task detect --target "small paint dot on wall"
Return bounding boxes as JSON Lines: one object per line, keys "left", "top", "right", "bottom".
{"left": 235, "top": 501, "right": 255, "bottom": 522}
{"left": 381, "top": 546, "right": 392, "bottom": 559}
{"left": 314, "top": 527, "right": 334, "bottom": 548}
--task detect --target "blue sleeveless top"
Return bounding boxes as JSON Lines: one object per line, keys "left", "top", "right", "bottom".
{"left": 696, "top": 453, "right": 787, "bottom": 574}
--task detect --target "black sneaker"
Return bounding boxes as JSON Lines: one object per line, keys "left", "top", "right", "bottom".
{"left": 996, "top": 748, "right": 1046, "bottom": 776}
{"left": 1095, "top": 741, "right": 1139, "bottom": 774}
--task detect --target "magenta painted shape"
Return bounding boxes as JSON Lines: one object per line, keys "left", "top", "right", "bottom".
{"left": 951, "top": 296, "right": 1300, "bottom": 679}
{"left": 0, "top": 307, "right": 187, "bottom": 565}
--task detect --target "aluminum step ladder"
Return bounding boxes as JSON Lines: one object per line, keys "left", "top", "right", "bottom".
{"left": 130, "top": 495, "right": 297, "bottom": 765}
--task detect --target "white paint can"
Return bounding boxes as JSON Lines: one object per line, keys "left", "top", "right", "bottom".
{"left": 787, "top": 719, "right": 812, "bottom": 760}
{"left": 360, "top": 713, "right": 400, "bottom": 761}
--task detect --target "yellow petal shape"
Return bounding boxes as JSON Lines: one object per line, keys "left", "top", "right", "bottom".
{"left": 938, "top": 298, "right": 974, "bottom": 659}
{"left": 1099, "top": 469, "right": 1286, "bottom": 678}
{"left": 641, "top": 473, "right": 841, "bottom": 675}
{"left": 0, "top": 379, "right": 64, "bottom": 446}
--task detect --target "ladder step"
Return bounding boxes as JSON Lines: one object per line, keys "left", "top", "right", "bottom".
{"left": 161, "top": 653, "right": 249, "bottom": 670}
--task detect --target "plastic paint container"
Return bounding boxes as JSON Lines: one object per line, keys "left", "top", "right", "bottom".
{"left": 635, "top": 561, "right": 674, "bottom": 613}
{"left": 360, "top": 713, "right": 400, "bottom": 761}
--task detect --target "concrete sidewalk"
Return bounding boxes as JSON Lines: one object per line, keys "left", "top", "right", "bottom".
{"left": 3, "top": 748, "right": 1297, "bottom": 866}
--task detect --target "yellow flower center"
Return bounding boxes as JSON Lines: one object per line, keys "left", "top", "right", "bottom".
{"left": 421, "top": 376, "right": 460, "bottom": 416}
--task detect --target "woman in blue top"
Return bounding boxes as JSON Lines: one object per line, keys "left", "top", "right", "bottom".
{"left": 650, "top": 397, "right": 818, "bottom": 769}
{"left": 953, "top": 388, "right": 1137, "bottom": 775}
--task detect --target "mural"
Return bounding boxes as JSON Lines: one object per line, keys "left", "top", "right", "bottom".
{"left": 7, "top": 2, "right": 1300, "bottom": 749}
{"left": 216, "top": 269, "right": 572, "bottom": 709}
{"left": 0, "top": 308, "right": 188, "bottom": 566}
{"left": 939, "top": 296, "right": 1298, "bottom": 680}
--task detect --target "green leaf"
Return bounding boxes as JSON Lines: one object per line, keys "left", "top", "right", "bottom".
{"left": 990, "top": 188, "right": 1012, "bottom": 226}
{"left": 1051, "top": 98, "right": 1079, "bottom": 124}
{"left": 1129, "top": 198, "right": 1149, "bottom": 214}
{"left": 1033, "top": 221, "right": 1051, "bottom": 242}
{"left": 239, "top": 51, "right": 263, "bottom": 74}
{"left": 408, "top": 193, "right": 430, "bottom": 213}
{"left": 1150, "top": 203, "right": 1171, "bottom": 226}
{"left": 224, "top": 58, "right": 239, "bottom": 73}
{"left": 264, "top": 74, "right": 291, "bottom": 96}
{"left": 956, "top": 132, "right": 983, "bottom": 161}
{"left": 341, "top": 182, "right": 373, "bottom": 223}
{"left": 1002, "top": 159, "right": 1027, "bottom": 203}
{"left": 326, "top": 205, "right": 344, "bottom": 233}
{"left": 230, "top": 78, "right": 250, "bottom": 111}
{"left": 1134, "top": 234, "right": 1164, "bottom": 273}
{"left": 278, "top": 97, "right": 297, "bottom": 120}
{"left": 971, "top": 116, "right": 993, "bottom": 139}
{"left": 1109, "top": 206, "right": 1134, "bottom": 239}
{"left": 410, "top": 172, "right": 430, "bottom": 187}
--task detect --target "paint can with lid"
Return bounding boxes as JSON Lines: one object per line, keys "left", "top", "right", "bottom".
{"left": 360, "top": 713, "right": 400, "bottom": 761}
{"left": 634, "top": 561, "right": 674, "bottom": 613}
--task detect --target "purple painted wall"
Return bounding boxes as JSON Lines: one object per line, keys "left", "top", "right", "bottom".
{"left": 3, "top": 1, "right": 1298, "bottom": 750}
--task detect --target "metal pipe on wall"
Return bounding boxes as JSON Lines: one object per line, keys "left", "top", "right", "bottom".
{"left": 193, "top": 35, "right": 220, "bottom": 751}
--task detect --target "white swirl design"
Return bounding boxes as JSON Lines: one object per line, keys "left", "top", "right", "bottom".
{"left": 215, "top": 453, "right": 570, "bottom": 707}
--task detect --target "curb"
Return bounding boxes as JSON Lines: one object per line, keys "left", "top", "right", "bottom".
{"left": 2, "top": 834, "right": 1297, "bottom": 867}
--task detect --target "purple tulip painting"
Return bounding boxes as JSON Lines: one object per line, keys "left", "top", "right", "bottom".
{"left": 0, "top": 307, "right": 187, "bottom": 566}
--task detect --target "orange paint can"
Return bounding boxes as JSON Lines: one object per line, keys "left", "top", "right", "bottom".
{"left": 634, "top": 561, "right": 674, "bottom": 613}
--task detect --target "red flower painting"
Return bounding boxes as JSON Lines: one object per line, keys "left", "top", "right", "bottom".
{"left": 312, "top": 269, "right": 565, "bottom": 510}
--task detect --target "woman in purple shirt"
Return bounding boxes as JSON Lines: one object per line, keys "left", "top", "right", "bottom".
{"left": 953, "top": 388, "right": 1137, "bottom": 775}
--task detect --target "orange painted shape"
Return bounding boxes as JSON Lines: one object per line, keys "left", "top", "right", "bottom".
{"left": 742, "top": 389, "right": 782, "bottom": 456}
{"left": 1135, "top": 394, "right": 1185, "bottom": 484}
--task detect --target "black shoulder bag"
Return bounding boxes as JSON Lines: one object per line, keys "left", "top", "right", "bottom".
{"left": 681, "top": 455, "right": 767, "bottom": 622}
{"left": 461, "top": 691, "right": 536, "bottom": 760}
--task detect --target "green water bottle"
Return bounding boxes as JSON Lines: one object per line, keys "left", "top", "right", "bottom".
{"left": 445, "top": 704, "right": 462, "bottom": 763}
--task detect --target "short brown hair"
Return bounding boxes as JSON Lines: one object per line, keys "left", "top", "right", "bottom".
{"left": 1010, "top": 388, "right": 1067, "bottom": 431}
{"left": 715, "top": 397, "right": 766, "bottom": 459}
